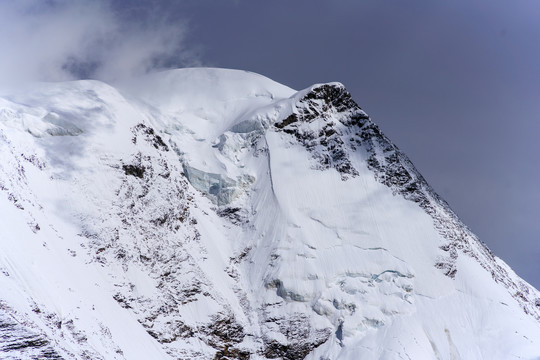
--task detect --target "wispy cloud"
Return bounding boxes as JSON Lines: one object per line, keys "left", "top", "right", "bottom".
{"left": 0, "top": 0, "right": 197, "bottom": 84}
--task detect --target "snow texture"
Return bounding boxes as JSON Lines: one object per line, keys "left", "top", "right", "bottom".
{"left": 0, "top": 68, "right": 539, "bottom": 359}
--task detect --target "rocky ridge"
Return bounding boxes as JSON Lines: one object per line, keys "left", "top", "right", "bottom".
{"left": 273, "top": 83, "right": 540, "bottom": 321}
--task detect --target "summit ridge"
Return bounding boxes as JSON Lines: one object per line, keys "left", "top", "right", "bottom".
{"left": 0, "top": 68, "right": 539, "bottom": 359}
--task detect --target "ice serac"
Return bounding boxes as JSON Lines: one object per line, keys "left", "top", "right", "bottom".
{"left": 0, "top": 68, "right": 539, "bottom": 360}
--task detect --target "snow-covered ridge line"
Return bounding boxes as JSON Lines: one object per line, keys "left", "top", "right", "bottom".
{"left": 0, "top": 68, "right": 539, "bottom": 359}
{"left": 272, "top": 82, "right": 540, "bottom": 321}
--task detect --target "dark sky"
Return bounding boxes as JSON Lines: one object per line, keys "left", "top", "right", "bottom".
{"left": 2, "top": 0, "right": 539, "bottom": 288}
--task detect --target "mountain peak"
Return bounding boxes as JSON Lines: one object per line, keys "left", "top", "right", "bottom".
{"left": 1, "top": 68, "right": 539, "bottom": 359}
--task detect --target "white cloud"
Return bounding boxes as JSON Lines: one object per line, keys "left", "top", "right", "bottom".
{"left": 0, "top": 0, "right": 196, "bottom": 85}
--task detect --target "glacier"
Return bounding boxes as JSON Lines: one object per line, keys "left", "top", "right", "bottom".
{"left": 0, "top": 68, "right": 539, "bottom": 359}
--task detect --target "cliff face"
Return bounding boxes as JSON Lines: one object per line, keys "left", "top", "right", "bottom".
{"left": 0, "top": 68, "right": 539, "bottom": 360}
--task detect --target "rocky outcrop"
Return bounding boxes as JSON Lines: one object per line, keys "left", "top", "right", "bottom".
{"left": 0, "top": 305, "right": 63, "bottom": 360}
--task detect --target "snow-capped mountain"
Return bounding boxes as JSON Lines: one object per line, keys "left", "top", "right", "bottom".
{"left": 0, "top": 68, "right": 539, "bottom": 359}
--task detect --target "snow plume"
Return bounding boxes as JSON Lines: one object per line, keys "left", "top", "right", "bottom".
{"left": 0, "top": 0, "right": 196, "bottom": 85}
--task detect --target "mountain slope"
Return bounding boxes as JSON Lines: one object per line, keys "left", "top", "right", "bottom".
{"left": 0, "top": 68, "right": 539, "bottom": 359}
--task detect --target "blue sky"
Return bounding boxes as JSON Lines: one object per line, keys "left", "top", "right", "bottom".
{"left": 2, "top": 0, "right": 539, "bottom": 289}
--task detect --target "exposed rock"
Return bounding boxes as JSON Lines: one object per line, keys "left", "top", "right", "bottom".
{"left": 0, "top": 304, "right": 63, "bottom": 359}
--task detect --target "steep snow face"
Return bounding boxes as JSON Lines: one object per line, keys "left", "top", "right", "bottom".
{"left": 0, "top": 68, "right": 539, "bottom": 360}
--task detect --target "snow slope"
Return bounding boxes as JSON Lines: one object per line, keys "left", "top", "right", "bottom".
{"left": 0, "top": 68, "right": 539, "bottom": 359}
